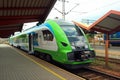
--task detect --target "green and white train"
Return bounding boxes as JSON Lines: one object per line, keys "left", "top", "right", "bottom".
{"left": 9, "top": 19, "right": 95, "bottom": 68}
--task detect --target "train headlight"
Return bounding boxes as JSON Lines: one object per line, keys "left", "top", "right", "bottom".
{"left": 84, "top": 50, "right": 95, "bottom": 58}
{"left": 84, "top": 51, "right": 91, "bottom": 54}
{"left": 82, "top": 50, "right": 95, "bottom": 59}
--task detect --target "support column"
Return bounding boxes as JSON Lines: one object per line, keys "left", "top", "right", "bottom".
{"left": 105, "top": 33, "right": 109, "bottom": 66}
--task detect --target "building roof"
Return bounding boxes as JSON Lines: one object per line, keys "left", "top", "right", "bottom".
{"left": 74, "top": 10, "right": 120, "bottom": 34}
{"left": 0, "top": 0, "right": 56, "bottom": 38}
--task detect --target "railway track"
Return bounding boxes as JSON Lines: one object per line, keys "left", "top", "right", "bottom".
{"left": 69, "top": 67, "right": 120, "bottom": 80}
{"left": 96, "top": 56, "right": 120, "bottom": 64}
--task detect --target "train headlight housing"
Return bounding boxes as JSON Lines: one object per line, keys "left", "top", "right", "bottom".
{"left": 90, "top": 50, "right": 96, "bottom": 58}
{"left": 67, "top": 52, "right": 75, "bottom": 61}
{"left": 61, "top": 42, "right": 68, "bottom": 47}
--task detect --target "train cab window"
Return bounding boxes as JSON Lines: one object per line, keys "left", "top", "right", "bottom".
{"left": 61, "top": 25, "right": 83, "bottom": 37}
{"left": 61, "top": 25, "right": 87, "bottom": 45}
{"left": 42, "top": 30, "right": 53, "bottom": 41}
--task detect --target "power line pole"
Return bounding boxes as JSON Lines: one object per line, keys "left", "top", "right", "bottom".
{"left": 55, "top": 0, "right": 79, "bottom": 20}
{"left": 81, "top": 19, "right": 96, "bottom": 25}
{"left": 62, "top": 0, "right": 65, "bottom": 20}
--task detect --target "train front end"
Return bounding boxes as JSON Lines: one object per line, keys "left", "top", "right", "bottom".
{"left": 58, "top": 20, "right": 95, "bottom": 68}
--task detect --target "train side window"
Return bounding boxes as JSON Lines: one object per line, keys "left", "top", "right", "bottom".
{"left": 42, "top": 30, "right": 53, "bottom": 41}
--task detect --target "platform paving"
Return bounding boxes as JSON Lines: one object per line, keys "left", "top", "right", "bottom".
{"left": 0, "top": 44, "right": 85, "bottom": 80}
{"left": 0, "top": 44, "right": 62, "bottom": 80}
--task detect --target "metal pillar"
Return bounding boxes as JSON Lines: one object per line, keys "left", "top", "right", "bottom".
{"left": 105, "top": 33, "right": 109, "bottom": 66}
{"left": 62, "top": 0, "right": 65, "bottom": 20}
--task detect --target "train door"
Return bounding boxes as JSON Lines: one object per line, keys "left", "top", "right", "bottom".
{"left": 28, "top": 33, "right": 33, "bottom": 54}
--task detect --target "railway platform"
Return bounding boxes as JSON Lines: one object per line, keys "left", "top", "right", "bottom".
{"left": 93, "top": 45, "right": 120, "bottom": 59}
{"left": 0, "top": 44, "right": 84, "bottom": 80}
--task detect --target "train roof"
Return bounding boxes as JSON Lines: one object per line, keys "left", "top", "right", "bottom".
{"left": 10, "top": 19, "right": 76, "bottom": 38}
{"left": 52, "top": 19, "right": 74, "bottom": 26}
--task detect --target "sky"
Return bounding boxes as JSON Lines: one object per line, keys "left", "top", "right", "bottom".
{"left": 47, "top": 0, "right": 120, "bottom": 21}
{"left": 23, "top": 0, "right": 120, "bottom": 30}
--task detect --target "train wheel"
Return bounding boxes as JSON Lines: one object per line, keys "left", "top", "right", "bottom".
{"left": 38, "top": 53, "right": 45, "bottom": 60}
{"left": 34, "top": 51, "right": 39, "bottom": 57}
{"left": 45, "top": 54, "right": 52, "bottom": 62}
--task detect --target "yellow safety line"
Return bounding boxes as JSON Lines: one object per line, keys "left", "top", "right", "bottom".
{"left": 13, "top": 48, "right": 66, "bottom": 80}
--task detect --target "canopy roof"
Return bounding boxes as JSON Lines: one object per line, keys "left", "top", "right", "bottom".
{"left": 0, "top": 0, "right": 56, "bottom": 38}
{"left": 74, "top": 10, "right": 120, "bottom": 34}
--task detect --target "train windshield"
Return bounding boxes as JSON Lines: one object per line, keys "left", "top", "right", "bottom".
{"left": 61, "top": 25, "right": 88, "bottom": 49}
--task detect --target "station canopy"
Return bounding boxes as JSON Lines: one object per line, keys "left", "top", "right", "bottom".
{"left": 74, "top": 10, "right": 120, "bottom": 34}
{"left": 0, "top": 0, "right": 56, "bottom": 38}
